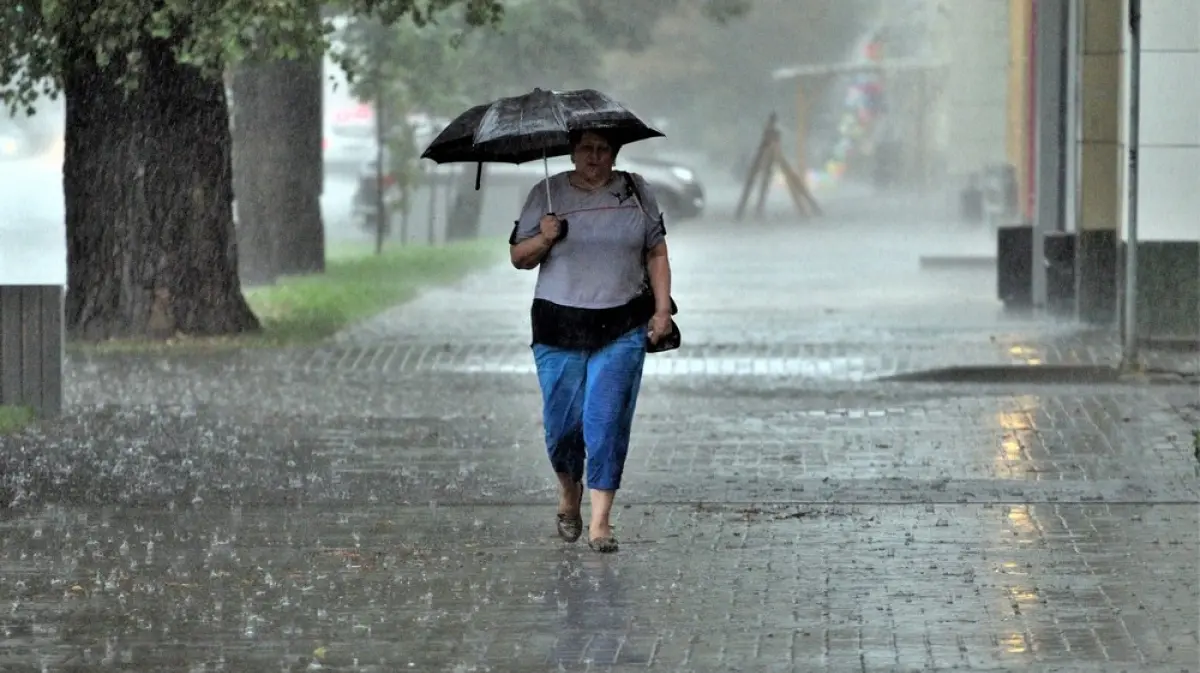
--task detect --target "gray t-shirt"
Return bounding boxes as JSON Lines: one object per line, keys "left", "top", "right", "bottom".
{"left": 514, "top": 171, "right": 667, "bottom": 310}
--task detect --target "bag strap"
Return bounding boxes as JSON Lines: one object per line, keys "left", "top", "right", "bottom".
{"left": 622, "top": 171, "right": 651, "bottom": 269}
{"left": 621, "top": 171, "right": 655, "bottom": 224}
{"left": 621, "top": 171, "right": 678, "bottom": 316}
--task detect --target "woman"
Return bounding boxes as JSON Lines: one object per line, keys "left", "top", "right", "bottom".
{"left": 509, "top": 129, "right": 674, "bottom": 553}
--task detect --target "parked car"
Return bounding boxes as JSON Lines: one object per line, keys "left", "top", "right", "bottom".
{"left": 481, "top": 156, "right": 705, "bottom": 221}
{"left": 615, "top": 155, "right": 705, "bottom": 220}
{"left": 351, "top": 152, "right": 705, "bottom": 235}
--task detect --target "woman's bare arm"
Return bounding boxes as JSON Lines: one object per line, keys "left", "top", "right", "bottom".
{"left": 510, "top": 233, "right": 555, "bottom": 270}
{"left": 645, "top": 241, "right": 672, "bottom": 315}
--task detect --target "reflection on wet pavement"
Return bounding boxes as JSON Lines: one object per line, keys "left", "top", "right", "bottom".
{"left": 995, "top": 395, "right": 1039, "bottom": 480}
{"left": 6, "top": 216, "right": 1198, "bottom": 670}
{"left": 13, "top": 383, "right": 1198, "bottom": 509}
{"left": 7, "top": 358, "right": 1198, "bottom": 670}
{"left": 0, "top": 503, "right": 1193, "bottom": 671}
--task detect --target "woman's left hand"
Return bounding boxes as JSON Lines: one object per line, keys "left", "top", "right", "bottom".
{"left": 648, "top": 312, "right": 673, "bottom": 344}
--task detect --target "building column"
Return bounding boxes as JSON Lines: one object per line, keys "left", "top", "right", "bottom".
{"left": 1062, "top": 0, "right": 1083, "bottom": 237}
{"left": 1073, "top": 0, "right": 1124, "bottom": 324}
{"left": 1031, "top": 0, "right": 1071, "bottom": 309}
{"left": 1007, "top": 0, "right": 1035, "bottom": 217}
{"left": 1122, "top": 0, "right": 1200, "bottom": 340}
{"left": 941, "top": 0, "right": 1009, "bottom": 182}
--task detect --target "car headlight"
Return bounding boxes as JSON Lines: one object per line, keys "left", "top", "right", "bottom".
{"left": 669, "top": 166, "right": 694, "bottom": 183}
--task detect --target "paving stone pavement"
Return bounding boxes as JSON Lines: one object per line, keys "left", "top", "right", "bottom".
{"left": 331, "top": 218, "right": 1195, "bottom": 380}
{"left": 5, "top": 212, "right": 1199, "bottom": 671}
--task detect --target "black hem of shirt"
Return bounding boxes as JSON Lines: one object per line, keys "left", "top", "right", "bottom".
{"left": 530, "top": 296, "right": 652, "bottom": 352}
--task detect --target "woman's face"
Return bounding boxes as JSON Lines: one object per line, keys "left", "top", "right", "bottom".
{"left": 570, "top": 132, "right": 615, "bottom": 183}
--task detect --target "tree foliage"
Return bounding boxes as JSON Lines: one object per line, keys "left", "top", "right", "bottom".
{"left": 334, "top": 12, "right": 478, "bottom": 114}
{"left": 333, "top": 1, "right": 604, "bottom": 113}
{"left": 0, "top": 0, "right": 508, "bottom": 340}
{"left": 0, "top": 0, "right": 505, "bottom": 114}
{"left": 333, "top": 0, "right": 753, "bottom": 113}
{"left": 602, "top": 0, "right": 880, "bottom": 159}
{"left": 326, "top": 0, "right": 753, "bottom": 237}
{"left": 576, "top": 0, "right": 750, "bottom": 52}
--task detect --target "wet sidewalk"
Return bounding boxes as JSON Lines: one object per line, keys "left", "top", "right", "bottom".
{"left": 335, "top": 217, "right": 1196, "bottom": 380}
{"left": 4, "top": 214, "right": 1199, "bottom": 671}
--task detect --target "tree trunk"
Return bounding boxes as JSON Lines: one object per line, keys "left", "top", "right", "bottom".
{"left": 231, "top": 67, "right": 279, "bottom": 286}
{"left": 232, "top": 57, "right": 325, "bottom": 279}
{"left": 272, "top": 56, "right": 325, "bottom": 275}
{"left": 62, "top": 34, "right": 260, "bottom": 341}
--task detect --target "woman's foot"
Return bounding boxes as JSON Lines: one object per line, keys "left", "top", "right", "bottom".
{"left": 587, "top": 489, "right": 618, "bottom": 552}
{"left": 587, "top": 521, "right": 618, "bottom": 553}
{"left": 587, "top": 535, "right": 619, "bottom": 553}
{"left": 556, "top": 481, "right": 583, "bottom": 543}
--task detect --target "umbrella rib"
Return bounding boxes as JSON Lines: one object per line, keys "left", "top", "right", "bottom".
{"left": 582, "top": 91, "right": 600, "bottom": 120}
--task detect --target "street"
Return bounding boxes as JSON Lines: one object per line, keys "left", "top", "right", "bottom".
{"left": 2, "top": 191, "right": 1199, "bottom": 671}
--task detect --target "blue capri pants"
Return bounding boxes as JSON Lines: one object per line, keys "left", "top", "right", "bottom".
{"left": 531, "top": 327, "right": 647, "bottom": 491}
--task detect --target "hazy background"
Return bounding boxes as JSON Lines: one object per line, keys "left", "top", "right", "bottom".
{"left": 0, "top": 0, "right": 978, "bottom": 258}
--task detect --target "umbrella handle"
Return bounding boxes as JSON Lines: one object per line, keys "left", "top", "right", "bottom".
{"left": 541, "top": 214, "right": 568, "bottom": 250}
{"left": 542, "top": 153, "right": 552, "bottom": 211}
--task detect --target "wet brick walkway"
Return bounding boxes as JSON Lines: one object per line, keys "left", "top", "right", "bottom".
{"left": 4, "top": 215, "right": 1199, "bottom": 671}
{"left": 331, "top": 220, "right": 1195, "bottom": 380}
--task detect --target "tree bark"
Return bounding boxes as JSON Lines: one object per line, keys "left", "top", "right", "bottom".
{"left": 62, "top": 33, "right": 260, "bottom": 340}
{"left": 231, "top": 66, "right": 279, "bottom": 286}
{"left": 231, "top": 57, "right": 325, "bottom": 280}
{"left": 271, "top": 56, "right": 325, "bottom": 276}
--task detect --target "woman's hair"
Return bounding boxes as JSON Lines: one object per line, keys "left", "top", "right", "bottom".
{"left": 569, "top": 130, "right": 622, "bottom": 158}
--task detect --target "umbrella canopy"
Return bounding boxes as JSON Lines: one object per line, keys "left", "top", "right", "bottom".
{"left": 415, "top": 102, "right": 490, "bottom": 164}
{"left": 421, "top": 88, "right": 664, "bottom": 165}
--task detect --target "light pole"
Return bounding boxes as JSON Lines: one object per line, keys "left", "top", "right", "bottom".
{"left": 1121, "top": 0, "right": 1141, "bottom": 368}
{"left": 367, "top": 21, "right": 390, "bottom": 256}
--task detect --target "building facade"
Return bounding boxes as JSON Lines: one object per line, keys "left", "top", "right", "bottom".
{"left": 938, "top": 0, "right": 1198, "bottom": 344}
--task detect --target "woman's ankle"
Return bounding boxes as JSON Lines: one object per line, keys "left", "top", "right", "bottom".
{"left": 557, "top": 477, "right": 582, "bottom": 512}
{"left": 589, "top": 520, "right": 614, "bottom": 539}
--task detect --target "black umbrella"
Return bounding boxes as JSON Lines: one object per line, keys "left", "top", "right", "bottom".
{"left": 421, "top": 88, "right": 664, "bottom": 209}
{"left": 415, "top": 102, "right": 491, "bottom": 165}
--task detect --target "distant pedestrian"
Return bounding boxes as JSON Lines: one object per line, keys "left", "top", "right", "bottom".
{"left": 508, "top": 129, "right": 676, "bottom": 553}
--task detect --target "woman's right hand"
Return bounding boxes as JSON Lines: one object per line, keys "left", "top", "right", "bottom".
{"left": 539, "top": 214, "right": 562, "bottom": 243}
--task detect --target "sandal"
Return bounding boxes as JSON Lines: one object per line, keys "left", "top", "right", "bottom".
{"left": 557, "top": 512, "right": 583, "bottom": 543}
{"left": 587, "top": 536, "right": 619, "bottom": 554}
{"left": 556, "top": 483, "right": 583, "bottom": 543}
